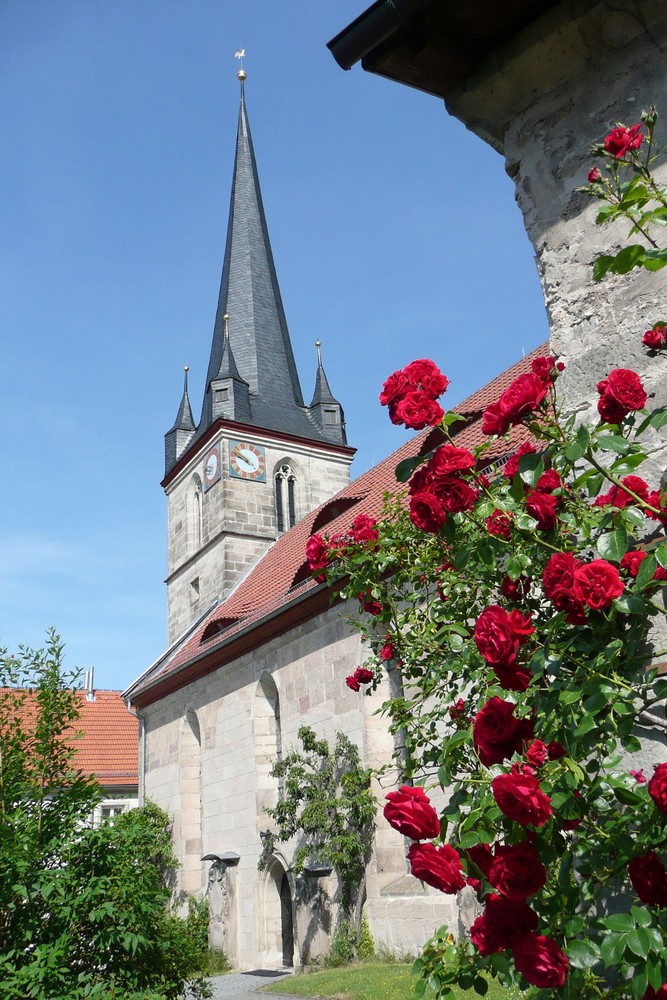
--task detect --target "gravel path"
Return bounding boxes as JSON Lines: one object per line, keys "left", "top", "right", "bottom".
{"left": 206, "top": 968, "right": 299, "bottom": 999}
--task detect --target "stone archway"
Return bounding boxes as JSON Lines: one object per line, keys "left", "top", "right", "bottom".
{"left": 259, "top": 855, "right": 295, "bottom": 967}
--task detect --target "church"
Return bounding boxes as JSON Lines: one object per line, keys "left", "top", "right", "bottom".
{"left": 123, "top": 72, "right": 480, "bottom": 967}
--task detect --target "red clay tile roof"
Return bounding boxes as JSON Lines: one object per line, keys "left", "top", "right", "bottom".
{"left": 4, "top": 689, "right": 138, "bottom": 788}
{"left": 128, "top": 345, "right": 548, "bottom": 707}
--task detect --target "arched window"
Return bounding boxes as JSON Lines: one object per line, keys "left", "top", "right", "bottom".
{"left": 188, "top": 474, "right": 203, "bottom": 554}
{"left": 274, "top": 464, "right": 297, "bottom": 533}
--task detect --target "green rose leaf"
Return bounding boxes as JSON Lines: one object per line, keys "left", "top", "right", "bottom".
{"left": 597, "top": 527, "right": 628, "bottom": 562}
{"left": 565, "top": 939, "right": 601, "bottom": 968}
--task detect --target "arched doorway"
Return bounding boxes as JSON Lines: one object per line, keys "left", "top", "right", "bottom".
{"left": 280, "top": 872, "right": 294, "bottom": 967}
{"left": 259, "top": 856, "right": 295, "bottom": 967}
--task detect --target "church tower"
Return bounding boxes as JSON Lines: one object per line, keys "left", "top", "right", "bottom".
{"left": 162, "top": 73, "right": 355, "bottom": 643}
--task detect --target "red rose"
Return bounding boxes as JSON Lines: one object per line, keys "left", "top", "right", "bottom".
{"left": 409, "top": 491, "right": 446, "bottom": 533}
{"left": 512, "top": 933, "right": 569, "bottom": 989}
{"left": 572, "top": 559, "right": 624, "bottom": 610}
{"left": 501, "top": 575, "right": 532, "bottom": 602}
{"left": 402, "top": 358, "right": 450, "bottom": 398}
{"left": 647, "top": 490, "right": 667, "bottom": 525}
{"left": 427, "top": 444, "right": 475, "bottom": 476}
{"left": 306, "top": 533, "right": 330, "bottom": 572}
{"left": 379, "top": 369, "right": 411, "bottom": 406}
{"left": 526, "top": 490, "right": 559, "bottom": 531}
{"left": 349, "top": 513, "right": 379, "bottom": 544}
{"left": 594, "top": 474, "right": 650, "bottom": 509}
{"left": 643, "top": 323, "right": 667, "bottom": 350}
{"left": 621, "top": 551, "right": 648, "bottom": 577}
{"left": 384, "top": 785, "right": 440, "bottom": 841}
{"left": 598, "top": 392, "right": 631, "bottom": 424}
{"left": 604, "top": 123, "right": 643, "bottom": 158}
{"left": 488, "top": 841, "right": 547, "bottom": 899}
{"left": 431, "top": 476, "right": 478, "bottom": 513}
{"left": 407, "top": 841, "right": 466, "bottom": 894}
{"left": 588, "top": 166, "right": 601, "bottom": 182}
{"left": 465, "top": 842, "right": 494, "bottom": 880}
{"left": 542, "top": 551, "right": 587, "bottom": 622}
{"left": 493, "top": 661, "right": 532, "bottom": 692}
{"left": 473, "top": 697, "right": 534, "bottom": 767}
{"left": 379, "top": 639, "right": 394, "bottom": 661}
{"left": 628, "top": 851, "right": 667, "bottom": 906}
{"left": 470, "top": 894, "right": 538, "bottom": 955}
{"left": 648, "top": 763, "right": 667, "bottom": 814}
{"left": 505, "top": 442, "right": 537, "bottom": 479}
{"left": 474, "top": 605, "right": 533, "bottom": 666}
{"left": 547, "top": 740, "right": 567, "bottom": 760}
{"left": 487, "top": 510, "right": 512, "bottom": 539}
{"left": 392, "top": 390, "right": 444, "bottom": 430}
{"left": 597, "top": 368, "right": 647, "bottom": 422}
{"left": 525, "top": 740, "right": 548, "bottom": 767}
{"left": 534, "top": 469, "right": 562, "bottom": 493}
{"left": 448, "top": 698, "right": 465, "bottom": 721}
{"left": 530, "top": 356, "right": 559, "bottom": 383}
{"left": 483, "top": 374, "right": 549, "bottom": 436}
{"left": 358, "top": 593, "right": 383, "bottom": 616}
{"left": 346, "top": 666, "right": 373, "bottom": 691}
{"left": 492, "top": 769, "right": 552, "bottom": 827}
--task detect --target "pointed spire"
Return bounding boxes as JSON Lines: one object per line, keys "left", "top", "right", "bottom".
{"left": 170, "top": 366, "right": 195, "bottom": 432}
{"left": 310, "top": 340, "right": 339, "bottom": 406}
{"left": 308, "top": 341, "right": 347, "bottom": 445}
{"left": 165, "top": 367, "right": 196, "bottom": 473}
{"left": 199, "top": 74, "right": 324, "bottom": 441}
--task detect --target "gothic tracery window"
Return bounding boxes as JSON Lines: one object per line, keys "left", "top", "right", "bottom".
{"left": 274, "top": 464, "right": 297, "bottom": 533}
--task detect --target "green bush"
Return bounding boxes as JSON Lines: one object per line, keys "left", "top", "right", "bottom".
{"left": 325, "top": 916, "right": 375, "bottom": 967}
{"left": 0, "top": 633, "right": 211, "bottom": 1000}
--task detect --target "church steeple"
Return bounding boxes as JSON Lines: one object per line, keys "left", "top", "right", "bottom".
{"left": 163, "top": 72, "right": 349, "bottom": 478}
{"left": 200, "top": 75, "right": 317, "bottom": 440}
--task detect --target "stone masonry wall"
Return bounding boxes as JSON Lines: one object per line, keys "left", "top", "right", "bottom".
{"left": 142, "top": 601, "right": 456, "bottom": 969}
{"left": 445, "top": 0, "right": 667, "bottom": 769}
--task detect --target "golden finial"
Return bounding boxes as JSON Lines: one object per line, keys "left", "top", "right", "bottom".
{"left": 235, "top": 49, "right": 246, "bottom": 81}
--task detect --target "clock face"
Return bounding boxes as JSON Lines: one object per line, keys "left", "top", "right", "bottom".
{"left": 229, "top": 440, "right": 266, "bottom": 482}
{"left": 203, "top": 445, "right": 221, "bottom": 491}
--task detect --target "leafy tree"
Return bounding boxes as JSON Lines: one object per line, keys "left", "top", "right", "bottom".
{"left": 259, "top": 725, "right": 375, "bottom": 953}
{"left": 0, "top": 630, "right": 211, "bottom": 999}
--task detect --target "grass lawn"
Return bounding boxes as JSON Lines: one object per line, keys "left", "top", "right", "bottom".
{"left": 262, "top": 963, "right": 524, "bottom": 1000}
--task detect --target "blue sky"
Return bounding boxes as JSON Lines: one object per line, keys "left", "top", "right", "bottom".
{"left": 1, "top": 1, "right": 549, "bottom": 691}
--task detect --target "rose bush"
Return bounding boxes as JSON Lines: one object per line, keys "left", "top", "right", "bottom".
{"left": 306, "top": 109, "right": 667, "bottom": 997}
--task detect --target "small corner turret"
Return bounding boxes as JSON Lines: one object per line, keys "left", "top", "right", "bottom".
{"left": 165, "top": 366, "right": 195, "bottom": 474}
{"left": 308, "top": 341, "right": 347, "bottom": 445}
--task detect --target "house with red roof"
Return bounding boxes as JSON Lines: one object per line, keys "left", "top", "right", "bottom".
{"left": 6, "top": 676, "right": 139, "bottom": 824}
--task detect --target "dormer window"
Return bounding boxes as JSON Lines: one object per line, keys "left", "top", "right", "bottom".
{"left": 324, "top": 408, "right": 338, "bottom": 425}
{"left": 214, "top": 387, "right": 229, "bottom": 403}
